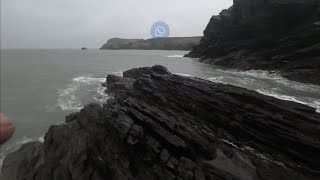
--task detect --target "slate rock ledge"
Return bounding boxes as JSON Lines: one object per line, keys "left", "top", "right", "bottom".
{"left": 2, "top": 65, "right": 320, "bottom": 180}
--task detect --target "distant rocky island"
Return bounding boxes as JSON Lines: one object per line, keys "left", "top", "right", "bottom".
{"left": 100, "top": 37, "right": 201, "bottom": 51}
{"left": 186, "top": 0, "right": 320, "bottom": 85}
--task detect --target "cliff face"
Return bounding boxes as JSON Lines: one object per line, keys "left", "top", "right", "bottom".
{"left": 186, "top": 0, "right": 320, "bottom": 85}
{"left": 2, "top": 65, "right": 320, "bottom": 180}
{"left": 100, "top": 38, "right": 144, "bottom": 49}
{"left": 100, "top": 37, "right": 201, "bottom": 51}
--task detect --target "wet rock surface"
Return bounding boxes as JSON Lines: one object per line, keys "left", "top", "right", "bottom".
{"left": 2, "top": 65, "right": 320, "bottom": 180}
{"left": 186, "top": 0, "right": 320, "bottom": 85}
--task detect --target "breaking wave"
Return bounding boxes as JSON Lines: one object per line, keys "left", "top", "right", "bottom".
{"left": 56, "top": 72, "right": 122, "bottom": 111}
{"left": 166, "top": 55, "right": 184, "bottom": 58}
{"left": 257, "top": 89, "right": 320, "bottom": 113}
{"left": 174, "top": 73, "right": 191, "bottom": 77}
{"left": 225, "top": 69, "right": 320, "bottom": 93}
{"left": 57, "top": 76, "right": 105, "bottom": 111}
{"left": 208, "top": 69, "right": 320, "bottom": 113}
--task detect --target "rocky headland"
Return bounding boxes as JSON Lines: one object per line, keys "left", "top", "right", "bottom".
{"left": 100, "top": 37, "right": 201, "bottom": 51}
{"left": 185, "top": 0, "right": 320, "bottom": 85}
{"left": 2, "top": 65, "right": 320, "bottom": 180}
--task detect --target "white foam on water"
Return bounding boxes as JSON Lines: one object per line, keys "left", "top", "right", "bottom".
{"left": 166, "top": 55, "right": 184, "bottom": 58}
{"left": 227, "top": 70, "right": 282, "bottom": 80}
{"left": 208, "top": 77, "right": 225, "bottom": 84}
{"left": 314, "top": 101, "right": 320, "bottom": 113}
{"left": 93, "top": 86, "right": 108, "bottom": 103}
{"left": 15, "top": 136, "right": 35, "bottom": 145}
{"left": 73, "top": 76, "right": 105, "bottom": 83}
{"left": 209, "top": 69, "right": 320, "bottom": 113}
{"left": 57, "top": 89, "right": 83, "bottom": 111}
{"left": 38, "top": 136, "right": 44, "bottom": 143}
{"left": 57, "top": 75, "right": 110, "bottom": 111}
{"left": 112, "top": 71, "right": 123, "bottom": 76}
{"left": 257, "top": 89, "right": 306, "bottom": 104}
{"left": 220, "top": 69, "right": 320, "bottom": 92}
{"left": 174, "top": 73, "right": 191, "bottom": 77}
{"left": 257, "top": 89, "right": 320, "bottom": 113}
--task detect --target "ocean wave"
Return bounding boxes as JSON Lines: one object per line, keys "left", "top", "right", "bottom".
{"left": 166, "top": 55, "right": 184, "bottom": 58}
{"left": 174, "top": 73, "right": 191, "bottom": 77}
{"left": 219, "top": 69, "right": 320, "bottom": 92}
{"left": 314, "top": 101, "right": 320, "bottom": 113}
{"left": 57, "top": 75, "right": 110, "bottom": 111}
{"left": 73, "top": 76, "right": 105, "bottom": 83}
{"left": 226, "top": 70, "right": 282, "bottom": 80}
{"left": 208, "top": 69, "right": 320, "bottom": 113}
{"left": 93, "top": 86, "right": 108, "bottom": 103}
{"left": 257, "top": 89, "right": 320, "bottom": 113}
{"left": 111, "top": 71, "right": 123, "bottom": 76}
{"left": 207, "top": 77, "right": 225, "bottom": 84}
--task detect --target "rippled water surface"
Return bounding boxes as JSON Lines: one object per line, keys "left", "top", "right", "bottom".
{"left": 1, "top": 49, "right": 319, "bottom": 167}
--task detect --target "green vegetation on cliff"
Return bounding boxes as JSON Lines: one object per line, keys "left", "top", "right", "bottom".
{"left": 100, "top": 37, "right": 201, "bottom": 50}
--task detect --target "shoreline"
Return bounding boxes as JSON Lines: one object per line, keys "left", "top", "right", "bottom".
{"left": 1, "top": 65, "right": 320, "bottom": 180}
{"left": 187, "top": 57, "right": 320, "bottom": 86}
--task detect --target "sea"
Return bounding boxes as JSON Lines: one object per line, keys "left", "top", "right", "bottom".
{"left": 1, "top": 49, "right": 320, "bottom": 168}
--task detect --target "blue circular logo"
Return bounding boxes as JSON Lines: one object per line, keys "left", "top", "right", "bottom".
{"left": 150, "top": 21, "right": 170, "bottom": 39}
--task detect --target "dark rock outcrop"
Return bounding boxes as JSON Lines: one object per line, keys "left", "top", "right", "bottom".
{"left": 2, "top": 65, "right": 320, "bottom": 180}
{"left": 100, "top": 37, "right": 201, "bottom": 51}
{"left": 186, "top": 0, "right": 320, "bottom": 85}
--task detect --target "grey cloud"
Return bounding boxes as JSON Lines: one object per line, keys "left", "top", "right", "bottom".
{"left": 1, "top": 0, "right": 233, "bottom": 49}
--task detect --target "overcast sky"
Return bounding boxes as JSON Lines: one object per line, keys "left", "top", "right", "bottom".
{"left": 1, "top": 0, "right": 233, "bottom": 49}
